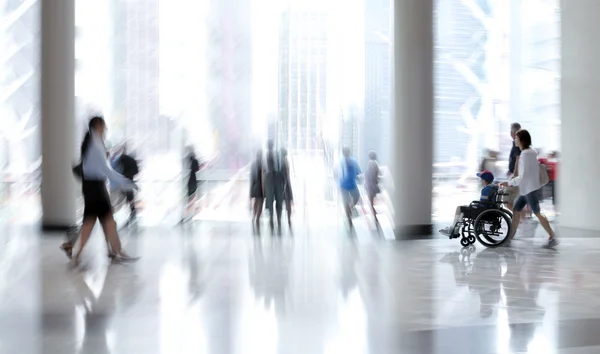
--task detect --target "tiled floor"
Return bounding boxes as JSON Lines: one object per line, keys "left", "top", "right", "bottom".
{"left": 0, "top": 220, "right": 598, "bottom": 353}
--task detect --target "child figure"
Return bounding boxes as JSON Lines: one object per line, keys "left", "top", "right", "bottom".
{"left": 439, "top": 170, "right": 498, "bottom": 238}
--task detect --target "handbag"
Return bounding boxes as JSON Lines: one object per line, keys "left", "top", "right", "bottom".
{"left": 72, "top": 162, "right": 83, "bottom": 180}
{"left": 539, "top": 162, "right": 550, "bottom": 187}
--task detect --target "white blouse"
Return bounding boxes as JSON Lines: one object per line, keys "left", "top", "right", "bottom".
{"left": 508, "top": 148, "right": 542, "bottom": 196}
{"left": 82, "top": 132, "right": 135, "bottom": 190}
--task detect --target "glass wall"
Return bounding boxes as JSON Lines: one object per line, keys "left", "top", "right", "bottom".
{"left": 71, "top": 0, "right": 366, "bottom": 224}
{"left": 0, "top": 0, "right": 41, "bottom": 224}
{"left": 433, "top": 0, "right": 560, "bottom": 222}
{"left": 0, "top": 0, "right": 561, "bottom": 225}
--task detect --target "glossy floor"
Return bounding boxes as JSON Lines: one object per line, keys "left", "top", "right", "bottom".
{"left": 0, "top": 221, "right": 598, "bottom": 354}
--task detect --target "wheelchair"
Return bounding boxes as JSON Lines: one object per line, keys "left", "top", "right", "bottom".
{"left": 449, "top": 189, "right": 513, "bottom": 248}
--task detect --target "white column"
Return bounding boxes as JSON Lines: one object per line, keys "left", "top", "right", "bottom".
{"left": 560, "top": 0, "right": 600, "bottom": 231}
{"left": 41, "top": 0, "right": 77, "bottom": 229}
{"left": 391, "top": 0, "right": 434, "bottom": 238}
{"left": 509, "top": 0, "right": 523, "bottom": 124}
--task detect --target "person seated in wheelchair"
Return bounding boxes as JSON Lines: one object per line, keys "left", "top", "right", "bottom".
{"left": 440, "top": 170, "right": 498, "bottom": 238}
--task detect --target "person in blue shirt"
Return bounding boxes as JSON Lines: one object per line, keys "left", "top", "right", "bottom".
{"left": 339, "top": 147, "right": 362, "bottom": 227}
{"left": 440, "top": 170, "right": 498, "bottom": 238}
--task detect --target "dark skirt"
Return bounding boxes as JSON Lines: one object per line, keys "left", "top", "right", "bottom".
{"left": 82, "top": 180, "right": 112, "bottom": 220}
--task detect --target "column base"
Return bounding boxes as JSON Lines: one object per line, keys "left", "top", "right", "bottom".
{"left": 395, "top": 224, "right": 433, "bottom": 240}
{"left": 42, "top": 223, "right": 76, "bottom": 232}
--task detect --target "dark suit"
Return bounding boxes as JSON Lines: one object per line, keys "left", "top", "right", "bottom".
{"left": 115, "top": 154, "right": 139, "bottom": 218}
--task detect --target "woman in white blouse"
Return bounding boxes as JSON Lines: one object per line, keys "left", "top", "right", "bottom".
{"left": 501, "top": 129, "right": 557, "bottom": 248}
{"left": 72, "top": 117, "right": 138, "bottom": 265}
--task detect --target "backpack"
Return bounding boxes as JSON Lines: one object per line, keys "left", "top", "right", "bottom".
{"left": 72, "top": 163, "right": 83, "bottom": 180}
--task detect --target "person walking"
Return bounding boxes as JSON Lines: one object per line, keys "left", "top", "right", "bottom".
{"left": 281, "top": 148, "right": 294, "bottom": 229}
{"left": 72, "top": 116, "right": 139, "bottom": 265}
{"left": 364, "top": 151, "right": 381, "bottom": 222}
{"left": 110, "top": 143, "right": 139, "bottom": 225}
{"left": 505, "top": 123, "right": 522, "bottom": 211}
{"left": 338, "top": 147, "right": 362, "bottom": 228}
{"left": 480, "top": 149, "right": 499, "bottom": 178}
{"left": 539, "top": 151, "right": 559, "bottom": 212}
{"left": 250, "top": 150, "right": 264, "bottom": 235}
{"left": 183, "top": 146, "right": 201, "bottom": 222}
{"left": 500, "top": 129, "right": 557, "bottom": 248}
{"left": 263, "top": 140, "right": 285, "bottom": 234}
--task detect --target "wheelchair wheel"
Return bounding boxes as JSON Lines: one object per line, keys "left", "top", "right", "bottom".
{"left": 460, "top": 237, "right": 470, "bottom": 247}
{"left": 473, "top": 209, "right": 512, "bottom": 248}
{"left": 467, "top": 235, "right": 476, "bottom": 244}
{"left": 461, "top": 224, "right": 470, "bottom": 238}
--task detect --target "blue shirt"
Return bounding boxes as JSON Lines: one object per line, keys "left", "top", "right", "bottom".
{"left": 339, "top": 157, "right": 361, "bottom": 191}
{"left": 480, "top": 184, "right": 498, "bottom": 202}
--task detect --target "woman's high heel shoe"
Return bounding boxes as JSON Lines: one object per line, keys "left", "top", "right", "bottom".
{"left": 60, "top": 243, "right": 73, "bottom": 259}
{"left": 114, "top": 251, "right": 140, "bottom": 262}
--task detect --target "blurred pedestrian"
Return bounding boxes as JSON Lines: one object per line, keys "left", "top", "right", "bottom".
{"left": 504, "top": 123, "right": 522, "bottom": 211}
{"left": 250, "top": 150, "right": 264, "bottom": 235}
{"left": 364, "top": 151, "right": 381, "bottom": 222}
{"left": 500, "top": 129, "right": 557, "bottom": 248}
{"left": 539, "top": 151, "right": 559, "bottom": 212}
{"left": 72, "top": 116, "right": 139, "bottom": 265}
{"left": 183, "top": 146, "right": 201, "bottom": 222}
{"left": 480, "top": 149, "right": 499, "bottom": 178}
{"left": 338, "top": 147, "right": 362, "bottom": 228}
{"left": 281, "top": 148, "right": 294, "bottom": 228}
{"left": 263, "top": 140, "right": 284, "bottom": 234}
{"left": 110, "top": 143, "right": 139, "bottom": 225}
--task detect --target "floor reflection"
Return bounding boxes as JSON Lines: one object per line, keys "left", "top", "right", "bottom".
{"left": 249, "top": 238, "right": 292, "bottom": 316}
{"left": 441, "top": 222, "right": 558, "bottom": 353}
{"left": 13, "top": 221, "right": 600, "bottom": 353}
{"left": 69, "top": 266, "right": 143, "bottom": 354}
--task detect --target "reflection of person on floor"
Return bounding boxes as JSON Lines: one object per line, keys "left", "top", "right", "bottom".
{"left": 263, "top": 140, "right": 285, "bottom": 234}
{"left": 439, "top": 251, "right": 472, "bottom": 286}
{"left": 470, "top": 251, "right": 502, "bottom": 318}
{"left": 472, "top": 249, "right": 544, "bottom": 351}
{"left": 248, "top": 240, "right": 290, "bottom": 314}
{"left": 183, "top": 146, "right": 201, "bottom": 222}
{"left": 250, "top": 150, "right": 264, "bottom": 235}
{"left": 503, "top": 250, "right": 545, "bottom": 352}
{"left": 339, "top": 241, "right": 358, "bottom": 298}
{"left": 281, "top": 148, "right": 294, "bottom": 228}
{"left": 74, "top": 267, "right": 142, "bottom": 353}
